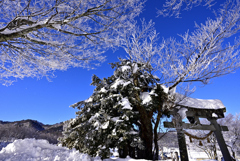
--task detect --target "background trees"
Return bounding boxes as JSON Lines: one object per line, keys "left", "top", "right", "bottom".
{"left": 0, "top": 0, "right": 144, "bottom": 85}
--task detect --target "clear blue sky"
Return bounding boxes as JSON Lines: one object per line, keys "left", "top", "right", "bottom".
{"left": 1, "top": 1, "right": 240, "bottom": 124}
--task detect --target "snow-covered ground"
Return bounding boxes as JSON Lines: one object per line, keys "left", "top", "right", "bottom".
{"left": 0, "top": 139, "right": 92, "bottom": 161}
{"left": 0, "top": 138, "right": 217, "bottom": 161}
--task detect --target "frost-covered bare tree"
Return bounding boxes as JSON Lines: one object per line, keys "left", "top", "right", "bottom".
{"left": 0, "top": 0, "right": 144, "bottom": 85}
{"left": 121, "top": 0, "right": 240, "bottom": 92}
{"left": 158, "top": 0, "right": 216, "bottom": 18}
{"left": 120, "top": 19, "right": 163, "bottom": 69}
{"left": 218, "top": 113, "right": 240, "bottom": 158}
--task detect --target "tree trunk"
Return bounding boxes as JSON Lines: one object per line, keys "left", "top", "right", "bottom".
{"left": 119, "top": 144, "right": 128, "bottom": 158}
{"left": 128, "top": 142, "right": 135, "bottom": 158}
{"left": 133, "top": 76, "right": 153, "bottom": 160}
{"left": 154, "top": 111, "right": 162, "bottom": 160}
{"left": 139, "top": 115, "right": 153, "bottom": 160}
{"left": 134, "top": 113, "right": 153, "bottom": 160}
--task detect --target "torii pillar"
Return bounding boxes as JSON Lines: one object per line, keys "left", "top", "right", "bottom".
{"left": 208, "top": 118, "right": 232, "bottom": 161}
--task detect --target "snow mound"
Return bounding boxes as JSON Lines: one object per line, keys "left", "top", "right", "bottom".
{"left": 0, "top": 138, "right": 91, "bottom": 161}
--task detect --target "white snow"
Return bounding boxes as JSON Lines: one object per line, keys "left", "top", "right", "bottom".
{"left": 177, "top": 107, "right": 188, "bottom": 119}
{"left": 0, "top": 139, "right": 91, "bottom": 161}
{"left": 212, "top": 113, "right": 218, "bottom": 117}
{"left": 57, "top": 3, "right": 73, "bottom": 12}
{"left": 120, "top": 98, "right": 132, "bottom": 110}
{"left": 153, "top": 75, "right": 159, "bottom": 79}
{"left": 100, "top": 87, "right": 108, "bottom": 93}
{"left": 0, "top": 139, "right": 155, "bottom": 161}
{"left": 111, "top": 117, "right": 120, "bottom": 122}
{"left": 160, "top": 84, "right": 169, "bottom": 94}
{"left": 0, "top": 19, "right": 50, "bottom": 35}
{"left": 85, "top": 97, "right": 93, "bottom": 103}
{"left": 132, "top": 63, "right": 138, "bottom": 73}
{"left": 111, "top": 117, "right": 123, "bottom": 123}
{"left": 120, "top": 66, "right": 131, "bottom": 72}
{"left": 111, "top": 79, "right": 131, "bottom": 89}
{"left": 140, "top": 92, "right": 152, "bottom": 104}
{"left": 101, "top": 121, "right": 109, "bottom": 129}
{"left": 89, "top": 113, "right": 100, "bottom": 123}
{"left": 175, "top": 93, "right": 225, "bottom": 110}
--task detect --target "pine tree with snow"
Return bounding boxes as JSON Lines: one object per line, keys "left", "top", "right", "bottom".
{"left": 60, "top": 59, "right": 169, "bottom": 160}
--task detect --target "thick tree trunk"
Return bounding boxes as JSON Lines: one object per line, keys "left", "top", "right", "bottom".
{"left": 140, "top": 117, "right": 153, "bottom": 160}
{"left": 133, "top": 75, "right": 153, "bottom": 160}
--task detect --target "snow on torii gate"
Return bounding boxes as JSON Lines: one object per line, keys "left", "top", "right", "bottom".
{"left": 164, "top": 94, "right": 232, "bottom": 161}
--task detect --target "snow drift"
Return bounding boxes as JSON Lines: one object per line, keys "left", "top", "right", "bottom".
{"left": 0, "top": 139, "right": 91, "bottom": 161}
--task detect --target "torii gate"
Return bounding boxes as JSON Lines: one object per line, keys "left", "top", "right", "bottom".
{"left": 164, "top": 94, "right": 232, "bottom": 161}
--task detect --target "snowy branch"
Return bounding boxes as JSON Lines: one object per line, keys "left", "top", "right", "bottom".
{"left": 161, "top": 0, "right": 240, "bottom": 90}
{"left": 157, "top": 0, "right": 216, "bottom": 18}
{"left": 0, "top": 0, "right": 144, "bottom": 85}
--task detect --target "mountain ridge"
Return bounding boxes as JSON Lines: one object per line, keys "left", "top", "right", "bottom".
{"left": 0, "top": 119, "right": 64, "bottom": 144}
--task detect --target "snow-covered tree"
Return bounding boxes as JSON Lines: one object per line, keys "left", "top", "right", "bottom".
{"left": 0, "top": 0, "right": 144, "bottom": 85}
{"left": 60, "top": 59, "right": 169, "bottom": 159}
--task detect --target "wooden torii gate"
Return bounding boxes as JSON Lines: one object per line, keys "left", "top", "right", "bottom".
{"left": 164, "top": 95, "right": 232, "bottom": 161}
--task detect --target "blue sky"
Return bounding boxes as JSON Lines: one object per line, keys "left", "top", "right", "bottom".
{"left": 1, "top": 0, "right": 240, "bottom": 124}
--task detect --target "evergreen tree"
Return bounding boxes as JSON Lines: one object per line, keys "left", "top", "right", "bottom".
{"left": 60, "top": 59, "right": 169, "bottom": 159}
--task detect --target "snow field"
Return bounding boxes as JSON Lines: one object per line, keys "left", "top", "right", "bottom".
{"left": 0, "top": 139, "right": 152, "bottom": 161}
{"left": 0, "top": 138, "right": 220, "bottom": 161}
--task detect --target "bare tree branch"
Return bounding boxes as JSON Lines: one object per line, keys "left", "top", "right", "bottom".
{"left": 0, "top": 0, "right": 144, "bottom": 85}
{"left": 157, "top": 0, "right": 216, "bottom": 18}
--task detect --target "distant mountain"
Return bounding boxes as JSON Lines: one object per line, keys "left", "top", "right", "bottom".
{"left": 0, "top": 119, "right": 64, "bottom": 144}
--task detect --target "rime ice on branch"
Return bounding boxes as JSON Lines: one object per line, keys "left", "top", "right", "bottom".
{"left": 0, "top": 0, "right": 144, "bottom": 85}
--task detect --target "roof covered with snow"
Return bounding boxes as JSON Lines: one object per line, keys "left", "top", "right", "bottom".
{"left": 174, "top": 93, "right": 225, "bottom": 110}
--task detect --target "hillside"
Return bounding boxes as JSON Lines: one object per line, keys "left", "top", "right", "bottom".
{"left": 0, "top": 119, "right": 63, "bottom": 144}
